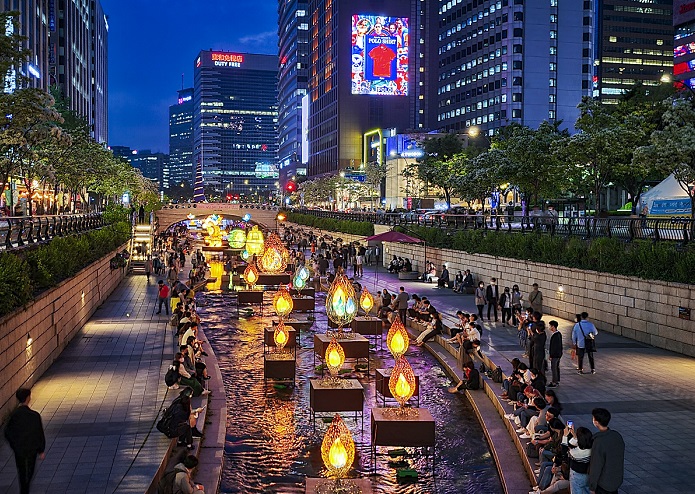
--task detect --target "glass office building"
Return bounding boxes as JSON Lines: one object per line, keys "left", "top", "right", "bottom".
{"left": 674, "top": 0, "right": 695, "bottom": 89}
{"left": 169, "top": 88, "right": 195, "bottom": 190}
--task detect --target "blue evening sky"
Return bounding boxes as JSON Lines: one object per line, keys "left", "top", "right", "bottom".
{"left": 101, "top": 0, "right": 278, "bottom": 152}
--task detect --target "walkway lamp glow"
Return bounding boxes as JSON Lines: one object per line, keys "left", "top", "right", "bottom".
{"left": 389, "top": 356, "right": 416, "bottom": 408}
{"left": 321, "top": 414, "right": 355, "bottom": 481}
{"left": 386, "top": 315, "right": 409, "bottom": 358}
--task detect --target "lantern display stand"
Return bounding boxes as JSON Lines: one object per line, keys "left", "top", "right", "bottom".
{"left": 374, "top": 368, "right": 420, "bottom": 408}
{"left": 263, "top": 322, "right": 296, "bottom": 390}
{"left": 257, "top": 272, "right": 292, "bottom": 286}
{"left": 350, "top": 317, "right": 383, "bottom": 351}
{"left": 305, "top": 478, "right": 371, "bottom": 494}
{"left": 291, "top": 295, "right": 316, "bottom": 313}
{"left": 313, "top": 334, "right": 370, "bottom": 377}
{"left": 308, "top": 413, "right": 361, "bottom": 493}
{"left": 309, "top": 378, "right": 364, "bottom": 431}
{"left": 236, "top": 290, "right": 264, "bottom": 316}
{"left": 290, "top": 286, "right": 316, "bottom": 298}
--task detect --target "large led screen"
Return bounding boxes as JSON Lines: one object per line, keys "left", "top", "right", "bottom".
{"left": 351, "top": 15, "right": 409, "bottom": 96}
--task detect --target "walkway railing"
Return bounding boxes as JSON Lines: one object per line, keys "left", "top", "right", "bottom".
{"left": 0, "top": 213, "right": 104, "bottom": 250}
{"left": 292, "top": 209, "right": 694, "bottom": 243}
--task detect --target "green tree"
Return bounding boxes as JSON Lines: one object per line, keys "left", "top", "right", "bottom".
{"left": 412, "top": 133, "right": 465, "bottom": 208}
{"left": 364, "top": 162, "right": 386, "bottom": 209}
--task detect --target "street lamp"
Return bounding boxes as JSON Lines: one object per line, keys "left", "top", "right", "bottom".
{"left": 660, "top": 73, "right": 695, "bottom": 97}
{"left": 467, "top": 126, "right": 492, "bottom": 146}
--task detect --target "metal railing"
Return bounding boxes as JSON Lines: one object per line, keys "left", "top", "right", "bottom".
{"left": 292, "top": 209, "right": 694, "bottom": 243}
{"left": 0, "top": 213, "right": 104, "bottom": 251}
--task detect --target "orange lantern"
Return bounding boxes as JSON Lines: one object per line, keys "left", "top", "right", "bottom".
{"left": 389, "top": 356, "right": 416, "bottom": 407}
{"left": 325, "top": 270, "right": 357, "bottom": 328}
{"left": 273, "top": 285, "right": 293, "bottom": 318}
{"left": 321, "top": 414, "right": 355, "bottom": 480}
{"left": 325, "top": 337, "right": 345, "bottom": 377}
{"left": 258, "top": 233, "right": 289, "bottom": 273}
{"left": 386, "top": 315, "right": 409, "bottom": 358}
{"left": 273, "top": 320, "right": 289, "bottom": 351}
{"left": 359, "top": 288, "right": 374, "bottom": 317}
{"left": 243, "top": 263, "right": 259, "bottom": 287}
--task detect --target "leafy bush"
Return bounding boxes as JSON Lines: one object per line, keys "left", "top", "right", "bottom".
{"left": 0, "top": 253, "right": 32, "bottom": 316}
{"left": 288, "top": 212, "right": 374, "bottom": 236}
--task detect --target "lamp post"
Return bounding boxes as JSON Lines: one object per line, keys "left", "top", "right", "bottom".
{"left": 467, "top": 126, "right": 492, "bottom": 147}
{"left": 660, "top": 73, "right": 695, "bottom": 98}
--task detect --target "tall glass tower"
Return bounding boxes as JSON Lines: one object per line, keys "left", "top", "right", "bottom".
{"left": 169, "top": 88, "right": 195, "bottom": 190}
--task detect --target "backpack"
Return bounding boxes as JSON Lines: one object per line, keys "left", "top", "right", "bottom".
{"left": 491, "top": 367, "right": 503, "bottom": 383}
{"left": 169, "top": 313, "right": 180, "bottom": 328}
{"left": 157, "top": 469, "right": 179, "bottom": 494}
{"left": 156, "top": 406, "right": 178, "bottom": 438}
{"left": 164, "top": 365, "right": 180, "bottom": 387}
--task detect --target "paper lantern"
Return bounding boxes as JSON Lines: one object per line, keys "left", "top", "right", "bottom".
{"left": 245, "top": 225, "right": 265, "bottom": 255}
{"left": 325, "top": 270, "right": 358, "bottom": 328}
{"left": 297, "top": 265, "right": 310, "bottom": 281}
{"left": 273, "top": 285, "right": 293, "bottom": 318}
{"left": 243, "top": 263, "right": 259, "bottom": 287}
{"left": 389, "top": 356, "right": 416, "bottom": 407}
{"left": 321, "top": 414, "right": 355, "bottom": 480}
{"left": 258, "top": 233, "right": 289, "bottom": 273}
{"left": 359, "top": 288, "right": 374, "bottom": 317}
{"left": 273, "top": 320, "right": 289, "bottom": 351}
{"left": 386, "top": 315, "right": 409, "bottom": 359}
{"left": 325, "top": 337, "right": 345, "bottom": 377}
{"left": 229, "top": 229, "right": 247, "bottom": 249}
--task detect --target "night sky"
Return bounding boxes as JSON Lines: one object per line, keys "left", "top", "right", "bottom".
{"left": 102, "top": 0, "right": 278, "bottom": 153}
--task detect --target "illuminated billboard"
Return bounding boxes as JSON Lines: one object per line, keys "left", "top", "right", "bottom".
{"left": 351, "top": 15, "right": 408, "bottom": 96}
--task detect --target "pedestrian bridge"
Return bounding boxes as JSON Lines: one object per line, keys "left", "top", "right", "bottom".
{"left": 154, "top": 203, "right": 282, "bottom": 233}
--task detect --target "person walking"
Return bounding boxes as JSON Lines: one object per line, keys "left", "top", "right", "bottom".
{"left": 528, "top": 283, "right": 543, "bottom": 314}
{"left": 511, "top": 284, "right": 523, "bottom": 324}
{"left": 474, "top": 282, "right": 486, "bottom": 320}
{"left": 589, "top": 408, "right": 624, "bottom": 494}
{"left": 396, "top": 286, "right": 409, "bottom": 324}
{"left": 156, "top": 280, "right": 170, "bottom": 315}
{"left": 547, "top": 320, "right": 562, "bottom": 387}
{"left": 485, "top": 278, "right": 500, "bottom": 322}
{"left": 572, "top": 312, "right": 598, "bottom": 374}
{"left": 145, "top": 256, "right": 153, "bottom": 282}
{"left": 4, "top": 388, "right": 46, "bottom": 494}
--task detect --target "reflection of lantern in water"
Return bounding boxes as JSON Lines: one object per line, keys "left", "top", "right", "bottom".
{"left": 386, "top": 315, "right": 409, "bottom": 358}
{"left": 245, "top": 225, "right": 265, "bottom": 255}
{"left": 297, "top": 264, "right": 310, "bottom": 281}
{"left": 243, "top": 263, "right": 259, "bottom": 287}
{"left": 325, "top": 271, "right": 357, "bottom": 328}
{"left": 389, "top": 356, "right": 416, "bottom": 407}
{"left": 359, "top": 288, "right": 374, "bottom": 317}
{"left": 273, "top": 285, "right": 293, "bottom": 318}
{"left": 321, "top": 414, "right": 355, "bottom": 480}
{"left": 273, "top": 320, "right": 289, "bottom": 350}
{"left": 258, "top": 233, "right": 288, "bottom": 273}
{"left": 229, "top": 229, "right": 247, "bottom": 249}
{"left": 325, "top": 337, "right": 345, "bottom": 377}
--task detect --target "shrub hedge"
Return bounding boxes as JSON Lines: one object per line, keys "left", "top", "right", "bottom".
{"left": 396, "top": 225, "right": 695, "bottom": 285}
{"left": 0, "top": 220, "right": 131, "bottom": 317}
{"left": 288, "top": 212, "right": 374, "bottom": 237}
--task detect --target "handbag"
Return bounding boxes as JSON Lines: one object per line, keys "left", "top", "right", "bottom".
{"left": 578, "top": 322, "right": 597, "bottom": 353}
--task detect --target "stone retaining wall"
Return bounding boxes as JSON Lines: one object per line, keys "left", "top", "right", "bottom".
{"left": 0, "top": 243, "right": 128, "bottom": 420}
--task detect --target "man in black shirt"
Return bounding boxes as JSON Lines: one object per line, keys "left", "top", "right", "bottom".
{"left": 4, "top": 388, "right": 46, "bottom": 494}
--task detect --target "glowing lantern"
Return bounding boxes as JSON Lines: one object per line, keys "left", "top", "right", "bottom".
{"left": 389, "top": 356, "right": 416, "bottom": 407}
{"left": 243, "top": 263, "right": 259, "bottom": 287}
{"left": 321, "top": 414, "right": 355, "bottom": 480}
{"left": 297, "top": 265, "right": 310, "bottom": 281}
{"left": 293, "top": 274, "right": 306, "bottom": 291}
{"left": 273, "top": 320, "right": 289, "bottom": 351}
{"left": 325, "top": 270, "right": 357, "bottom": 328}
{"left": 386, "top": 315, "right": 409, "bottom": 359}
{"left": 359, "top": 288, "right": 374, "bottom": 317}
{"left": 325, "top": 337, "right": 345, "bottom": 377}
{"left": 229, "top": 229, "right": 247, "bottom": 249}
{"left": 245, "top": 225, "right": 265, "bottom": 255}
{"left": 258, "top": 233, "right": 289, "bottom": 273}
{"left": 273, "top": 285, "right": 293, "bottom": 318}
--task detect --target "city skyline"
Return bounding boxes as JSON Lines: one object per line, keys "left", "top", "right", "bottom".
{"left": 102, "top": 0, "right": 278, "bottom": 152}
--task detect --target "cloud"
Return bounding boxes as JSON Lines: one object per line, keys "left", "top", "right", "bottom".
{"left": 238, "top": 30, "right": 278, "bottom": 45}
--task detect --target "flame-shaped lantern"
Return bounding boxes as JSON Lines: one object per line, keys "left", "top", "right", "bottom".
{"left": 389, "top": 356, "right": 416, "bottom": 407}
{"left": 325, "top": 337, "right": 346, "bottom": 377}
{"left": 243, "top": 263, "right": 259, "bottom": 287}
{"left": 258, "top": 233, "right": 289, "bottom": 273}
{"left": 297, "top": 264, "right": 310, "bottom": 281}
{"left": 273, "top": 285, "right": 293, "bottom": 318}
{"left": 245, "top": 225, "right": 265, "bottom": 255}
{"left": 273, "top": 320, "right": 289, "bottom": 350}
{"left": 321, "top": 414, "right": 355, "bottom": 480}
{"left": 359, "top": 288, "right": 374, "bottom": 317}
{"left": 229, "top": 229, "right": 247, "bottom": 249}
{"left": 241, "top": 249, "right": 250, "bottom": 261}
{"left": 325, "top": 271, "right": 358, "bottom": 328}
{"left": 386, "top": 315, "right": 409, "bottom": 358}
{"left": 293, "top": 274, "right": 306, "bottom": 291}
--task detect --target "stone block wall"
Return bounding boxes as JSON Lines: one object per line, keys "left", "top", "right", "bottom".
{"left": 0, "top": 244, "right": 128, "bottom": 420}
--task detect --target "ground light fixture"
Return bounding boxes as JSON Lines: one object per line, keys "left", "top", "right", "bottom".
{"left": 258, "top": 233, "right": 289, "bottom": 273}
{"left": 325, "top": 270, "right": 358, "bottom": 331}
{"left": 273, "top": 285, "right": 294, "bottom": 318}
{"left": 359, "top": 288, "right": 374, "bottom": 317}
{"left": 245, "top": 225, "right": 265, "bottom": 255}
{"left": 321, "top": 414, "right": 355, "bottom": 483}
{"left": 243, "top": 263, "right": 259, "bottom": 288}
{"left": 386, "top": 315, "right": 409, "bottom": 358}
{"left": 229, "top": 228, "right": 247, "bottom": 249}
{"left": 273, "top": 320, "right": 290, "bottom": 351}
{"left": 389, "top": 356, "right": 416, "bottom": 408}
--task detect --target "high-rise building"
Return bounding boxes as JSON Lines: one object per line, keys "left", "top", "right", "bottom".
{"left": 411, "top": 0, "right": 440, "bottom": 131}
{"left": 674, "top": 0, "right": 695, "bottom": 89}
{"left": 306, "top": 0, "right": 412, "bottom": 177}
{"left": 169, "top": 88, "right": 195, "bottom": 190}
{"left": 193, "top": 50, "right": 279, "bottom": 200}
{"left": 278, "top": 0, "right": 309, "bottom": 177}
{"left": 131, "top": 150, "right": 168, "bottom": 187}
{"left": 594, "top": 0, "right": 674, "bottom": 104}
{"left": 437, "top": 0, "right": 593, "bottom": 136}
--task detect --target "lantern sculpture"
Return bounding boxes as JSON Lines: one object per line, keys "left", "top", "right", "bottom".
{"left": 229, "top": 228, "right": 247, "bottom": 249}
{"left": 273, "top": 320, "right": 290, "bottom": 351}
{"left": 293, "top": 273, "right": 306, "bottom": 293}
{"left": 243, "top": 263, "right": 259, "bottom": 288}
{"left": 258, "top": 233, "right": 289, "bottom": 273}
{"left": 241, "top": 249, "right": 250, "bottom": 261}
{"left": 359, "top": 288, "right": 374, "bottom": 318}
{"left": 325, "top": 270, "right": 358, "bottom": 329}
{"left": 386, "top": 315, "right": 409, "bottom": 358}
{"left": 321, "top": 414, "right": 355, "bottom": 481}
{"left": 325, "top": 337, "right": 346, "bottom": 378}
{"left": 245, "top": 225, "right": 265, "bottom": 255}
{"left": 389, "top": 356, "right": 416, "bottom": 408}
{"left": 297, "top": 264, "right": 310, "bottom": 281}
{"left": 273, "top": 285, "right": 294, "bottom": 318}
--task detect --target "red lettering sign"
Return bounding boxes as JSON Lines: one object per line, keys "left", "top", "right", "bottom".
{"left": 681, "top": 1, "right": 695, "bottom": 14}
{"left": 211, "top": 53, "right": 244, "bottom": 63}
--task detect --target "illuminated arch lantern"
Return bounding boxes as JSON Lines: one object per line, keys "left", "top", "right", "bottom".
{"left": 386, "top": 315, "right": 409, "bottom": 358}
{"left": 325, "top": 270, "right": 358, "bottom": 332}
{"left": 258, "top": 233, "right": 289, "bottom": 273}
{"left": 245, "top": 225, "right": 265, "bottom": 256}
{"left": 243, "top": 263, "right": 259, "bottom": 288}
{"left": 389, "top": 356, "right": 416, "bottom": 408}
{"left": 321, "top": 414, "right": 355, "bottom": 481}
{"left": 273, "top": 285, "right": 294, "bottom": 318}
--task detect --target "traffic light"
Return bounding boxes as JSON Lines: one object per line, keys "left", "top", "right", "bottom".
{"left": 226, "top": 193, "right": 232, "bottom": 202}
{"left": 285, "top": 181, "right": 296, "bottom": 192}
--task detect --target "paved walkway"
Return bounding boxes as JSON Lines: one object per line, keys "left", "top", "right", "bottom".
{"left": 0, "top": 273, "right": 173, "bottom": 494}
{"left": 356, "top": 265, "right": 695, "bottom": 494}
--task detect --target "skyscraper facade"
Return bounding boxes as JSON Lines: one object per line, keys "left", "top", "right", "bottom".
{"left": 436, "top": 0, "right": 593, "bottom": 136}
{"left": 594, "top": 0, "right": 674, "bottom": 104}
{"left": 193, "top": 50, "right": 279, "bottom": 200}
{"left": 169, "top": 88, "right": 195, "bottom": 190}
{"left": 674, "top": 0, "right": 695, "bottom": 89}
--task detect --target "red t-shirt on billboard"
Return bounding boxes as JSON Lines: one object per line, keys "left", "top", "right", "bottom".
{"left": 368, "top": 44, "right": 397, "bottom": 78}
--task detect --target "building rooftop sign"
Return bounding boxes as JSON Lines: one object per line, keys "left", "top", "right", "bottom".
{"left": 211, "top": 52, "right": 244, "bottom": 68}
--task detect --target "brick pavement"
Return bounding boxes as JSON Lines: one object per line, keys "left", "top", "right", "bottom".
{"left": 357, "top": 265, "right": 695, "bottom": 494}
{"left": 0, "top": 274, "right": 174, "bottom": 494}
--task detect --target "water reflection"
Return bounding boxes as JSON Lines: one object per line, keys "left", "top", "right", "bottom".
{"left": 198, "top": 262, "right": 502, "bottom": 494}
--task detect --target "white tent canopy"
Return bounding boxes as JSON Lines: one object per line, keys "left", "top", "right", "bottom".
{"left": 640, "top": 174, "right": 691, "bottom": 216}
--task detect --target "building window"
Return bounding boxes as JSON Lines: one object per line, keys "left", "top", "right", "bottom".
{"left": 512, "top": 92, "right": 522, "bottom": 102}
{"left": 549, "top": 62, "right": 557, "bottom": 71}
{"left": 512, "top": 109, "right": 522, "bottom": 118}
{"left": 513, "top": 77, "right": 522, "bottom": 86}
{"left": 549, "top": 94, "right": 556, "bottom": 103}
{"left": 549, "top": 78, "right": 556, "bottom": 87}
{"left": 550, "top": 46, "right": 557, "bottom": 55}
{"left": 550, "top": 30, "right": 557, "bottom": 39}
{"left": 549, "top": 110, "right": 556, "bottom": 119}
